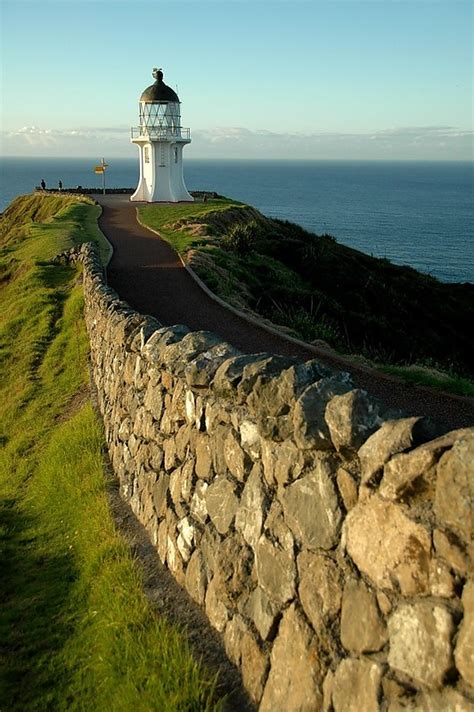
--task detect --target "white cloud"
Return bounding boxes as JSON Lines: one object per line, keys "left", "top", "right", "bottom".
{"left": 189, "top": 125, "right": 473, "bottom": 159}
{"left": 1, "top": 124, "right": 472, "bottom": 160}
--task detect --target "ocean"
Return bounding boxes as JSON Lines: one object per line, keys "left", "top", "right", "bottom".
{"left": 1, "top": 157, "right": 473, "bottom": 284}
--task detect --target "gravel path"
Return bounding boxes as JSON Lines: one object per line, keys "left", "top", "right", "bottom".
{"left": 96, "top": 194, "right": 474, "bottom": 430}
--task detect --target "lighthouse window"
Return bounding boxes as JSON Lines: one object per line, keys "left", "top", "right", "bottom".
{"left": 174, "top": 147, "right": 178, "bottom": 163}
{"left": 144, "top": 146, "right": 150, "bottom": 163}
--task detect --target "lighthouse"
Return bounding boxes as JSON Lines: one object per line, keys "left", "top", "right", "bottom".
{"left": 130, "top": 68, "right": 193, "bottom": 203}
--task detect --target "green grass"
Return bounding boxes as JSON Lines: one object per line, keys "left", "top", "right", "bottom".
{"left": 137, "top": 199, "right": 244, "bottom": 253}
{"left": 0, "top": 194, "right": 222, "bottom": 711}
{"left": 378, "top": 363, "right": 474, "bottom": 398}
{"left": 1, "top": 192, "right": 111, "bottom": 264}
{"left": 138, "top": 199, "right": 474, "bottom": 398}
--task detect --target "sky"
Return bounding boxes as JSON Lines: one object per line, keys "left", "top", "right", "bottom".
{"left": 1, "top": 0, "right": 472, "bottom": 160}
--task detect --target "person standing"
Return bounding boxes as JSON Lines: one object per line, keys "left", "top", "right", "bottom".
{"left": 58, "top": 180, "right": 63, "bottom": 191}
{"left": 40, "top": 178, "right": 46, "bottom": 190}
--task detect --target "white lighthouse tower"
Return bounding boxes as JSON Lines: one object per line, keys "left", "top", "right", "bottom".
{"left": 130, "top": 68, "right": 193, "bottom": 203}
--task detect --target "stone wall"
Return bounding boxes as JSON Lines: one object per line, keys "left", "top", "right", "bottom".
{"left": 65, "top": 243, "right": 473, "bottom": 711}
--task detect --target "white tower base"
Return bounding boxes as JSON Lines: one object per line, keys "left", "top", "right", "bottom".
{"left": 131, "top": 136, "right": 193, "bottom": 203}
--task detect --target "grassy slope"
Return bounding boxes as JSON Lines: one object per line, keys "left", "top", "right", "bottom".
{"left": 138, "top": 201, "right": 474, "bottom": 396}
{"left": 137, "top": 198, "right": 244, "bottom": 253}
{"left": 0, "top": 195, "right": 221, "bottom": 711}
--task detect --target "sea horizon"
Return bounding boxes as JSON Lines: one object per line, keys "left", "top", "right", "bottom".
{"left": 1, "top": 156, "right": 473, "bottom": 284}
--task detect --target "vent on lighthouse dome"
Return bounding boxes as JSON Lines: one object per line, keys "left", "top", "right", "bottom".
{"left": 140, "top": 68, "right": 180, "bottom": 103}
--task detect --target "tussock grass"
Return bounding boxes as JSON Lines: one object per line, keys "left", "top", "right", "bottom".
{"left": 0, "top": 194, "right": 222, "bottom": 711}
{"left": 138, "top": 201, "right": 474, "bottom": 395}
{"left": 138, "top": 198, "right": 244, "bottom": 253}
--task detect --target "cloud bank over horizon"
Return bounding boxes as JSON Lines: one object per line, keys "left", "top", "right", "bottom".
{"left": 1, "top": 124, "right": 472, "bottom": 161}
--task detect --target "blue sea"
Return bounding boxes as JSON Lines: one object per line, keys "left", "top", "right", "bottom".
{"left": 1, "top": 157, "right": 473, "bottom": 284}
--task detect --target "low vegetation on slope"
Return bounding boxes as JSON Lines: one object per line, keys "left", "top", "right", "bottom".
{"left": 139, "top": 200, "right": 474, "bottom": 393}
{"left": 0, "top": 194, "right": 221, "bottom": 711}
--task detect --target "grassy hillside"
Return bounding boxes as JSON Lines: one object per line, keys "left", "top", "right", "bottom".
{"left": 0, "top": 195, "right": 221, "bottom": 711}
{"left": 139, "top": 201, "right": 474, "bottom": 391}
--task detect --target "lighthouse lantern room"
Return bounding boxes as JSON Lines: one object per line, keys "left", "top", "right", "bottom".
{"left": 130, "top": 68, "right": 193, "bottom": 202}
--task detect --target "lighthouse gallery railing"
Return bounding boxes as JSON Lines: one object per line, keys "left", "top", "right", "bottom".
{"left": 130, "top": 127, "right": 191, "bottom": 140}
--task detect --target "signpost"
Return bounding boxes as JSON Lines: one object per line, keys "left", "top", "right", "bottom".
{"left": 94, "top": 158, "right": 109, "bottom": 195}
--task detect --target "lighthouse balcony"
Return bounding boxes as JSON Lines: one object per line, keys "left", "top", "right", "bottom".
{"left": 130, "top": 126, "right": 191, "bottom": 141}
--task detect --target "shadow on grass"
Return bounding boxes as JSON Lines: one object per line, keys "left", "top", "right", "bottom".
{"left": 0, "top": 497, "right": 78, "bottom": 711}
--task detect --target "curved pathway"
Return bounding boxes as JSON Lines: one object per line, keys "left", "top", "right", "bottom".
{"left": 96, "top": 195, "right": 474, "bottom": 429}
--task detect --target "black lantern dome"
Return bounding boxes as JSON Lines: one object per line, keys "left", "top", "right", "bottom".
{"left": 140, "top": 68, "right": 180, "bottom": 103}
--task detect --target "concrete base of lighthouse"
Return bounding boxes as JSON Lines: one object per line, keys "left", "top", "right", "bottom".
{"left": 131, "top": 138, "right": 193, "bottom": 203}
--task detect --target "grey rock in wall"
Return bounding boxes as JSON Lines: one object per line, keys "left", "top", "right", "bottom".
{"left": 70, "top": 241, "right": 474, "bottom": 711}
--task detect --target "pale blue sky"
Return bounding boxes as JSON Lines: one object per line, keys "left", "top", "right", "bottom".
{"left": 1, "top": 0, "right": 472, "bottom": 159}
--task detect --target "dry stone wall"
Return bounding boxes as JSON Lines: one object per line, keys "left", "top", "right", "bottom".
{"left": 64, "top": 243, "right": 473, "bottom": 711}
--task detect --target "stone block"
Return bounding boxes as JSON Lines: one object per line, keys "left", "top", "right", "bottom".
{"left": 180, "top": 458, "right": 195, "bottom": 502}
{"left": 141, "top": 324, "right": 190, "bottom": 363}
{"left": 263, "top": 501, "right": 294, "bottom": 552}
{"left": 280, "top": 454, "right": 342, "bottom": 550}
{"left": 224, "top": 429, "right": 249, "bottom": 482}
{"left": 161, "top": 330, "right": 222, "bottom": 375}
{"left": 344, "top": 495, "right": 431, "bottom": 595}
{"left": 433, "top": 528, "right": 471, "bottom": 576}
{"left": 298, "top": 552, "right": 343, "bottom": 629}
{"left": 336, "top": 467, "right": 359, "bottom": 511}
{"left": 163, "top": 438, "right": 177, "bottom": 471}
{"left": 455, "top": 580, "right": 474, "bottom": 687}
{"left": 435, "top": 434, "right": 474, "bottom": 545}
{"left": 184, "top": 341, "right": 239, "bottom": 387}
{"left": 210, "top": 424, "right": 231, "bottom": 475}
{"left": 190, "top": 480, "right": 208, "bottom": 525}
{"left": 212, "top": 353, "right": 269, "bottom": 397}
{"left": 247, "top": 360, "right": 328, "bottom": 433}
{"left": 325, "top": 388, "right": 381, "bottom": 452}
{"left": 204, "top": 476, "right": 239, "bottom": 535}
{"left": 293, "top": 376, "right": 352, "bottom": 450}
{"left": 215, "top": 535, "right": 255, "bottom": 602}
{"left": 255, "top": 534, "right": 296, "bottom": 605}
{"left": 235, "top": 464, "right": 267, "bottom": 548}
{"left": 205, "top": 576, "right": 229, "bottom": 632}
{"left": 358, "top": 416, "right": 441, "bottom": 488}
{"left": 200, "top": 527, "right": 221, "bottom": 577}
{"left": 237, "top": 355, "right": 298, "bottom": 403}
{"left": 415, "top": 689, "right": 474, "bottom": 711}
{"left": 118, "top": 417, "right": 132, "bottom": 442}
{"left": 388, "top": 602, "right": 454, "bottom": 688}
{"left": 340, "top": 578, "right": 387, "bottom": 653}
{"left": 185, "top": 549, "right": 208, "bottom": 605}
{"left": 170, "top": 379, "right": 186, "bottom": 422}
{"left": 332, "top": 657, "right": 382, "bottom": 712}
{"left": 143, "top": 382, "right": 163, "bottom": 421}
{"left": 380, "top": 428, "right": 472, "bottom": 502}
{"left": 195, "top": 433, "right": 213, "bottom": 480}
{"left": 240, "top": 631, "right": 269, "bottom": 703}
{"left": 224, "top": 614, "right": 248, "bottom": 667}
{"left": 262, "top": 439, "right": 304, "bottom": 487}
{"left": 176, "top": 516, "right": 195, "bottom": 562}
{"left": 245, "top": 586, "right": 279, "bottom": 641}
{"left": 175, "top": 423, "right": 191, "bottom": 460}
{"left": 204, "top": 399, "right": 231, "bottom": 432}
{"left": 429, "top": 558, "right": 455, "bottom": 598}
{"left": 166, "top": 532, "right": 184, "bottom": 584}
{"left": 184, "top": 388, "right": 195, "bottom": 424}
{"left": 240, "top": 419, "right": 261, "bottom": 459}
{"left": 152, "top": 474, "right": 170, "bottom": 518}
{"left": 260, "top": 604, "right": 323, "bottom": 712}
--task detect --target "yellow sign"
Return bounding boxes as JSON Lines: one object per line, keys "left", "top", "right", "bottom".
{"left": 94, "top": 166, "right": 104, "bottom": 173}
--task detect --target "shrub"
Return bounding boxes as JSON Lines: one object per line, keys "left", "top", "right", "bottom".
{"left": 222, "top": 221, "right": 259, "bottom": 255}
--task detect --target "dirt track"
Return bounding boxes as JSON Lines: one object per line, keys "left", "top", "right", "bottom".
{"left": 96, "top": 195, "right": 474, "bottom": 430}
